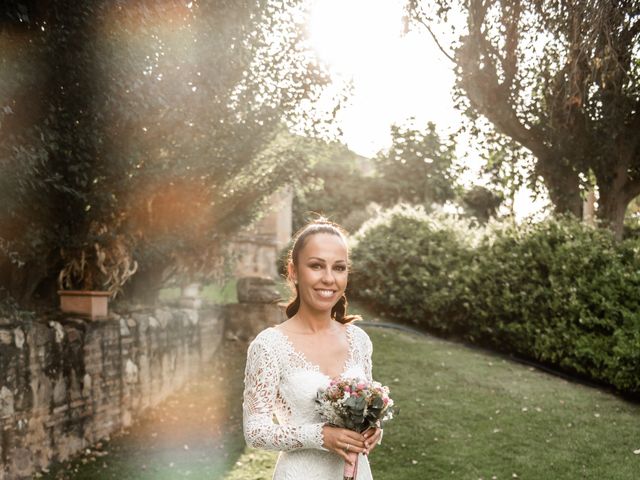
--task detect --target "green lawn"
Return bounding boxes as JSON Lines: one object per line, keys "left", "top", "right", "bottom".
{"left": 42, "top": 307, "right": 640, "bottom": 479}
{"left": 159, "top": 279, "right": 239, "bottom": 304}
{"left": 224, "top": 325, "right": 640, "bottom": 480}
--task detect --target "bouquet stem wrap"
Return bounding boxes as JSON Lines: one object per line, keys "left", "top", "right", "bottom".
{"left": 343, "top": 451, "right": 359, "bottom": 479}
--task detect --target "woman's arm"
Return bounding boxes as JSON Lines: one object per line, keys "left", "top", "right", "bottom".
{"left": 242, "top": 339, "right": 325, "bottom": 451}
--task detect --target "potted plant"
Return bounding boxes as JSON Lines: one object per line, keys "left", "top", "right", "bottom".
{"left": 57, "top": 223, "right": 137, "bottom": 319}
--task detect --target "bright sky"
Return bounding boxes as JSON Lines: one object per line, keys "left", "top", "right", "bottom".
{"left": 307, "top": 0, "right": 458, "bottom": 158}
{"left": 306, "top": 0, "right": 547, "bottom": 219}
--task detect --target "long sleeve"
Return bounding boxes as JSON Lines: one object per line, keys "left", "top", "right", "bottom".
{"left": 242, "top": 337, "right": 325, "bottom": 451}
{"left": 355, "top": 326, "right": 383, "bottom": 445}
{"left": 362, "top": 329, "right": 373, "bottom": 383}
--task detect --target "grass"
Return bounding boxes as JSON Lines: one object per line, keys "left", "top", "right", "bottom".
{"left": 43, "top": 303, "right": 640, "bottom": 479}
{"left": 223, "top": 324, "right": 640, "bottom": 479}
{"left": 158, "top": 279, "right": 238, "bottom": 304}
{"left": 159, "top": 277, "right": 290, "bottom": 306}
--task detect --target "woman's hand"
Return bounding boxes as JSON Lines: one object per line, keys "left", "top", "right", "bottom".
{"left": 321, "top": 425, "right": 367, "bottom": 464}
{"left": 362, "top": 427, "right": 382, "bottom": 455}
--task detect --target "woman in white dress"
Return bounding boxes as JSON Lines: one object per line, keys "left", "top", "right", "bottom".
{"left": 243, "top": 219, "right": 382, "bottom": 479}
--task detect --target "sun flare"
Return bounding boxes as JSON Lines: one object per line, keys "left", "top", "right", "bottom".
{"left": 308, "top": 0, "right": 405, "bottom": 75}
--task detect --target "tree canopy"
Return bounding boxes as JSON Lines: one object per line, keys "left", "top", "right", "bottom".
{"left": 373, "top": 121, "right": 461, "bottom": 208}
{"left": 0, "top": 0, "right": 332, "bottom": 305}
{"left": 409, "top": 0, "right": 640, "bottom": 238}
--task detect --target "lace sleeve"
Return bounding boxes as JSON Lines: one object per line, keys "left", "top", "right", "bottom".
{"left": 361, "top": 328, "right": 373, "bottom": 383}
{"left": 356, "top": 326, "right": 383, "bottom": 444}
{"left": 242, "top": 336, "right": 325, "bottom": 451}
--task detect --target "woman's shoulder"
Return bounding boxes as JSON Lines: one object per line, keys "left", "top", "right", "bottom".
{"left": 250, "top": 326, "right": 281, "bottom": 347}
{"left": 347, "top": 321, "right": 372, "bottom": 346}
{"left": 246, "top": 327, "right": 286, "bottom": 364}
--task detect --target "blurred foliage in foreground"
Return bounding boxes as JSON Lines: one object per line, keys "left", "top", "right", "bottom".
{"left": 0, "top": 0, "right": 333, "bottom": 308}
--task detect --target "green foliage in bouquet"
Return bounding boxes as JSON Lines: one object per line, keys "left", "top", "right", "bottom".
{"left": 316, "top": 378, "right": 394, "bottom": 434}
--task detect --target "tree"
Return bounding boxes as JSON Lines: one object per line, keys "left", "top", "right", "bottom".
{"left": 0, "top": 0, "right": 332, "bottom": 306}
{"left": 291, "top": 138, "right": 374, "bottom": 233}
{"left": 291, "top": 122, "right": 464, "bottom": 236}
{"left": 461, "top": 185, "right": 504, "bottom": 222}
{"left": 373, "top": 121, "right": 461, "bottom": 208}
{"left": 408, "top": 0, "right": 640, "bottom": 239}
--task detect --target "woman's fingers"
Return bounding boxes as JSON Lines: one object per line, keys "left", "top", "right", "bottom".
{"left": 338, "top": 448, "right": 354, "bottom": 464}
{"left": 340, "top": 439, "right": 366, "bottom": 453}
{"left": 336, "top": 431, "right": 366, "bottom": 464}
{"left": 338, "top": 442, "right": 363, "bottom": 464}
{"left": 322, "top": 426, "right": 371, "bottom": 463}
{"left": 343, "top": 431, "right": 366, "bottom": 448}
{"left": 362, "top": 427, "right": 381, "bottom": 454}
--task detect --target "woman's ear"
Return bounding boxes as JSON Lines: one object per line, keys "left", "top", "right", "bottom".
{"left": 287, "top": 261, "right": 297, "bottom": 285}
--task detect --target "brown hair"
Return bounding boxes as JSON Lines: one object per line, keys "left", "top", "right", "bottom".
{"left": 285, "top": 218, "right": 360, "bottom": 324}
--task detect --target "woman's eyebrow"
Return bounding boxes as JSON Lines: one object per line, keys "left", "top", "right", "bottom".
{"left": 306, "top": 257, "right": 346, "bottom": 263}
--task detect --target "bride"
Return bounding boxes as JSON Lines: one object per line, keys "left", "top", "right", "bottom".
{"left": 242, "top": 219, "right": 382, "bottom": 479}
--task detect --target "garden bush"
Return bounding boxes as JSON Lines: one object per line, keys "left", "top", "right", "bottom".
{"left": 351, "top": 204, "right": 477, "bottom": 334}
{"left": 350, "top": 205, "right": 640, "bottom": 395}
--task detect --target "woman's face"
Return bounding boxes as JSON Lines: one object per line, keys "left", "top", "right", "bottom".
{"left": 289, "top": 232, "right": 348, "bottom": 315}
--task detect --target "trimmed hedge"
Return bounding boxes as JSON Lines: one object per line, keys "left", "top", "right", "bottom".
{"left": 350, "top": 205, "right": 640, "bottom": 395}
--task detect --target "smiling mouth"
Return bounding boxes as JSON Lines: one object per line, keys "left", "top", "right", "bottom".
{"left": 315, "top": 289, "right": 336, "bottom": 298}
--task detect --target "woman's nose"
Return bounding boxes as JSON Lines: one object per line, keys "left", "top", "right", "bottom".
{"left": 321, "top": 267, "right": 335, "bottom": 283}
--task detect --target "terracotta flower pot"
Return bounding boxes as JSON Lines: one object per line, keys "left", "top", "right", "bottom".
{"left": 57, "top": 290, "right": 111, "bottom": 319}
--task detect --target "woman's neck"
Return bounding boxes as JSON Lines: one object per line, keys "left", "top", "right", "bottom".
{"left": 292, "top": 305, "right": 334, "bottom": 334}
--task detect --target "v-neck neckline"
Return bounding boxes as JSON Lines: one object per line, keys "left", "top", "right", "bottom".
{"left": 272, "top": 323, "right": 354, "bottom": 379}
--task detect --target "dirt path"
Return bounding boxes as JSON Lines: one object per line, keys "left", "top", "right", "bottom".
{"left": 43, "top": 340, "right": 248, "bottom": 480}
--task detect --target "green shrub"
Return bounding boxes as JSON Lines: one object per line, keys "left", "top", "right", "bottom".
{"left": 470, "top": 217, "right": 640, "bottom": 393}
{"left": 351, "top": 207, "right": 640, "bottom": 395}
{"left": 351, "top": 204, "right": 476, "bottom": 334}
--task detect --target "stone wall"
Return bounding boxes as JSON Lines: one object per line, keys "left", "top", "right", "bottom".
{"left": 0, "top": 306, "right": 224, "bottom": 479}
{"left": 225, "top": 302, "right": 286, "bottom": 342}
{"left": 230, "top": 186, "right": 293, "bottom": 279}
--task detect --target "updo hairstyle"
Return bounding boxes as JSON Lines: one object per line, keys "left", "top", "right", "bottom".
{"left": 284, "top": 218, "right": 360, "bottom": 324}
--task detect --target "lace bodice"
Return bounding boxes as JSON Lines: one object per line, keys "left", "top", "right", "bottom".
{"left": 242, "top": 323, "right": 375, "bottom": 480}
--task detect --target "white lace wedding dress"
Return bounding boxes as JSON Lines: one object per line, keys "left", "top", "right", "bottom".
{"left": 243, "top": 323, "right": 375, "bottom": 480}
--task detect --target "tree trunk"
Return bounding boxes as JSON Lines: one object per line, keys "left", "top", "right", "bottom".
{"left": 597, "top": 188, "right": 631, "bottom": 241}
{"left": 536, "top": 158, "right": 583, "bottom": 218}
{"left": 594, "top": 154, "right": 640, "bottom": 241}
{"left": 583, "top": 190, "right": 596, "bottom": 226}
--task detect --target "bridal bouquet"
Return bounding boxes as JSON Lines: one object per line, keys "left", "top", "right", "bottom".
{"left": 316, "top": 378, "right": 394, "bottom": 480}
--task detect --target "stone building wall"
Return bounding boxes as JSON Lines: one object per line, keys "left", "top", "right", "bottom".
{"left": 0, "top": 306, "right": 224, "bottom": 479}
{"left": 231, "top": 186, "right": 293, "bottom": 279}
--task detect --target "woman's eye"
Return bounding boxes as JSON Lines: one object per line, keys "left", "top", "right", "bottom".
{"left": 309, "top": 264, "right": 322, "bottom": 269}
{"left": 335, "top": 265, "right": 346, "bottom": 271}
